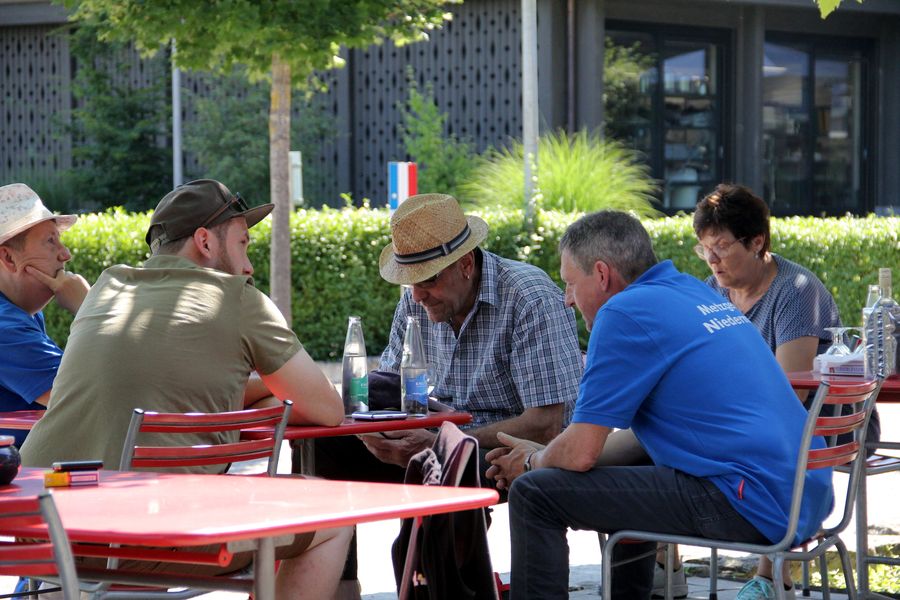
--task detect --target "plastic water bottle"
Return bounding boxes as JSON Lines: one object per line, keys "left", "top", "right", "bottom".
{"left": 401, "top": 316, "right": 429, "bottom": 416}
{"left": 341, "top": 316, "right": 369, "bottom": 414}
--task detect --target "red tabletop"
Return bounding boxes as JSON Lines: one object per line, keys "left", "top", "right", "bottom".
{"left": 787, "top": 371, "right": 900, "bottom": 403}
{"left": 241, "top": 411, "right": 472, "bottom": 441}
{"left": 0, "top": 410, "right": 44, "bottom": 430}
{"left": 0, "top": 467, "right": 498, "bottom": 547}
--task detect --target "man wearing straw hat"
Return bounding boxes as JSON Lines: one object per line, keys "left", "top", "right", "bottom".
{"left": 0, "top": 183, "right": 89, "bottom": 447}
{"left": 315, "top": 193, "right": 583, "bottom": 481}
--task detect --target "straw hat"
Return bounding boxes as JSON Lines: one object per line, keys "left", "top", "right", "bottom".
{"left": 379, "top": 194, "right": 488, "bottom": 285}
{"left": 0, "top": 184, "right": 77, "bottom": 245}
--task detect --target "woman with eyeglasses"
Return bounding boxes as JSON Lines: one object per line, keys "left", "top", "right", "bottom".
{"left": 687, "top": 183, "right": 879, "bottom": 600}
{"left": 693, "top": 183, "right": 840, "bottom": 369}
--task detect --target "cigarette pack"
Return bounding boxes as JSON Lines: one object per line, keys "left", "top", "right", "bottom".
{"left": 44, "top": 469, "right": 100, "bottom": 487}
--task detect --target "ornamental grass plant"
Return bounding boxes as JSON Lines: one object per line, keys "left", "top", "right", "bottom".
{"left": 460, "top": 130, "right": 659, "bottom": 216}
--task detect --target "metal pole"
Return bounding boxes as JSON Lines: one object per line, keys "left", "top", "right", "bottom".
{"left": 171, "top": 40, "right": 183, "bottom": 188}
{"left": 522, "top": 0, "right": 539, "bottom": 221}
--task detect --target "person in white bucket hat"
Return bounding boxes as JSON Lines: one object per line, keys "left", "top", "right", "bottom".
{"left": 0, "top": 183, "right": 90, "bottom": 447}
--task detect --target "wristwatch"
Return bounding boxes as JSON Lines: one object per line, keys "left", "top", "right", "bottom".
{"left": 523, "top": 451, "right": 536, "bottom": 472}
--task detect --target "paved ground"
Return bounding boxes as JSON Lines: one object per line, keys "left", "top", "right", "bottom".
{"left": 3, "top": 398, "right": 897, "bottom": 599}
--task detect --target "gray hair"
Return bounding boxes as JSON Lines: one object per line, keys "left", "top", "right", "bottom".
{"left": 559, "top": 211, "right": 657, "bottom": 283}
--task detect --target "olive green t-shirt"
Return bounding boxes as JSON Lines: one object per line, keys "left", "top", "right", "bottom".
{"left": 21, "top": 255, "right": 301, "bottom": 472}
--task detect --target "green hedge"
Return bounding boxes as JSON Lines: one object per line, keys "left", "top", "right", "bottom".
{"left": 46, "top": 208, "right": 900, "bottom": 359}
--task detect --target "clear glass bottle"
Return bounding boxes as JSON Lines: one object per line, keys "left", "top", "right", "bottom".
{"left": 863, "top": 269, "right": 898, "bottom": 379}
{"left": 877, "top": 269, "right": 898, "bottom": 377}
{"left": 862, "top": 284, "right": 881, "bottom": 324}
{"left": 401, "top": 316, "right": 429, "bottom": 416}
{"left": 341, "top": 316, "right": 369, "bottom": 414}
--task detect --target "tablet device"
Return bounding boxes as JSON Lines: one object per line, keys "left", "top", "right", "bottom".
{"left": 351, "top": 410, "right": 408, "bottom": 421}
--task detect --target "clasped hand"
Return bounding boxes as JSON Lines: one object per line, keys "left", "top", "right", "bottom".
{"left": 358, "top": 429, "right": 436, "bottom": 467}
{"left": 485, "top": 432, "right": 545, "bottom": 490}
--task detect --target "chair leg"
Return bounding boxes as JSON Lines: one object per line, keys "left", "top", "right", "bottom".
{"left": 855, "top": 471, "right": 870, "bottom": 598}
{"left": 818, "top": 553, "right": 830, "bottom": 600}
{"left": 834, "top": 537, "right": 857, "bottom": 600}
{"left": 772, "top": 554, "right": 787, "bottom": 600}
{"left": 709, "top": 548, "right": 718, "bottom": 600}
{"left": 665, "top": 543, "right": 675, "bottom": 600}
{"left": 801, "top": 543, "right": 811, "bottom": 597}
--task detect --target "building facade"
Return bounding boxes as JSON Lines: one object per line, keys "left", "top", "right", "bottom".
{"left": 2, "top": 0, "right": 899, "bottom": 215}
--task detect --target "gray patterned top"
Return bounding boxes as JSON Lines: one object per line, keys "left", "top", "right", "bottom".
{"left": 706, "top": 253, "right": 841, "bottom": 355}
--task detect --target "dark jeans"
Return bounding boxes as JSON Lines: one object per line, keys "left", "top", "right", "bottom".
{"left": 508, "top": 465, "right": 769, "bottom": 600}
{"left": 304, "top": 435, "right": 505, "bottom": 580}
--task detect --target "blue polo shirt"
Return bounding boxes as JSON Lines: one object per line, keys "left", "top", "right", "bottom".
{"left": 573, "top": 261, "right": 834, "bottom": 545}
{"left": 0, "top": 291, "right": 56, "bottom": 447}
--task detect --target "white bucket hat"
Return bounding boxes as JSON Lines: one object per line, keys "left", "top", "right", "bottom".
{"left": 0, "top": 184, "right": 77, "bottom": 245}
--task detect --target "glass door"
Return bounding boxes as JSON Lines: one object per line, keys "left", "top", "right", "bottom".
{"left": 762, "top": 38, "right": 869, "bottom": 215}
{"left": 662, "top": 41, "right": 720, "bottom": 210}
{"left": 605, "top": 25, "right": 728, "bottom": 213}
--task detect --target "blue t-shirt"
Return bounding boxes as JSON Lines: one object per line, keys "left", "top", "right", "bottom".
{"left": 573, "top": 261, "right": 833, "bottom": 545}
{"left": 0, "top": 291, "right": 56, "bottom": 447}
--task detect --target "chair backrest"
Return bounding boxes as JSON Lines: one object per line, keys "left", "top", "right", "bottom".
{"left": 781, "top": 378, "right": 882, "bottom": 546}
{"left": 119, "top": 400, "right": 292, "bottom": 476}
{"left": 0, "top": 493, "right": 80, "bottom": 600}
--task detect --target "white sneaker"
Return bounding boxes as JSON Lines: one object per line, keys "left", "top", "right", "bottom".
{"left": 735, "top": 576, "right": 797, "bottom": 600}
{"left": 651, "top": 562, "right": 688, "bottom": 599}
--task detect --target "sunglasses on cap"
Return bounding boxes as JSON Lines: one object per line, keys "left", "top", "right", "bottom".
{"left": 200, "top": 192, "right": 250, "bottom": 229}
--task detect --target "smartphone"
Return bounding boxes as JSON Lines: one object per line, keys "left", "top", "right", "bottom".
{"left": 52, "top": 460, "right": 103, "bottom": 472}
{"left": 351, "top": 410, "right": 408, "bottom": 421}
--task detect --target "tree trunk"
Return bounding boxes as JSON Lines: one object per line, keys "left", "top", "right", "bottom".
{"left": 269, "top": 54, "right": 292, "bottom": 325}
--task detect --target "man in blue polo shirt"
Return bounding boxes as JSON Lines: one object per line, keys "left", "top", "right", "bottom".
{"left": 486, "top": 211, "right": 833, "bottom": 599}
{"left": 0, "top": 183, "right": 89, "bottom": 447}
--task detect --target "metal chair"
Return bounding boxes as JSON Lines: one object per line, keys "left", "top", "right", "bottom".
{"left": 83, "top": 400, "right": 292, "bottom": 600}
{"left": 0, "top": 493, "right": 80, "bottom": 600}
{"left": 602, "top": 378, "right": 882, "bottom": 600}
{"left": 839, "top": 438, "right": 900, "bottom": 598}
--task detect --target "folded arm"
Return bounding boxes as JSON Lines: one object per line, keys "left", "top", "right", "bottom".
{"left": 259, "top": 348, "right": 344, "bottom": 426}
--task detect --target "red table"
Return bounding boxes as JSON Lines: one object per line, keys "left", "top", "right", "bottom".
{"left": 786, "top": 371, "right": 900, "bottom": 403}
{"left": 1, "top": 467, "right": 498, "bottom": 600}
{"left": 0, "top": 409, "right": 44, "bottom": 430}
{"left": 242, "top": 411, "right": 472, "bottom": 474}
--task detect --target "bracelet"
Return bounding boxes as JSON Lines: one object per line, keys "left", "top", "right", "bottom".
{"left": 523, "top": 451, "right": 536, "bottom": 473}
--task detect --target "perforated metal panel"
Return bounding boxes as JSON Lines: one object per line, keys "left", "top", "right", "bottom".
{"left": 0, "top": 25, "right": 71, "bottom": 178}
{"left": 0, "top": 0, "right": 524, "bottom": 207}
{"left": 340, "top": 0, "right": 521, "bottom": 203}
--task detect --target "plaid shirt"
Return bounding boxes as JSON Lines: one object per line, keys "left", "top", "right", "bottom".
{"left": 379, "top": 250, "right": 582, "bottom": 428}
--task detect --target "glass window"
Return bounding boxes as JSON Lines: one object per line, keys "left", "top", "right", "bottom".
{"left": 762, "top": 38, "right": 869, "bottom": 215}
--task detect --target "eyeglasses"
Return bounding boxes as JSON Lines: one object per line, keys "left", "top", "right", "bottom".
{"left": 413, "top": 268, "right": 446, "bottom": 290}
{"left": 200, "top": 192, "right": 249, "bottom": 229}
{"left": 693, "top": 237, "right": 746, "bottom": 261}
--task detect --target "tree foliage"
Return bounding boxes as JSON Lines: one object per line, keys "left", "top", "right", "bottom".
{"left": 816, "top": 0, "right": 864, "bottom": 19}
{"left": 65, "top": 24, "right": 171, "bottom": 211}
{"left": 59, "top": 0, "right": 456, "bottom": 88}
{"left": 184, "top": 70, "right": 336, "bottom": 206}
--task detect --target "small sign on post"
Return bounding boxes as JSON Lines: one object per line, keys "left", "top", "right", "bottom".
{"left": 289, "top": 151, "right": 303, "bottom": 206}
{"left": 388, "top": 161, "right": 417, "bottom": 212}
